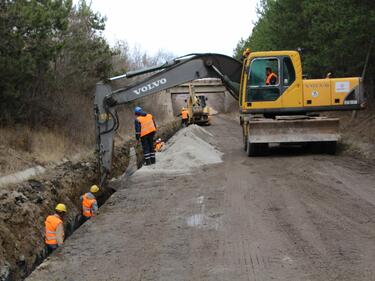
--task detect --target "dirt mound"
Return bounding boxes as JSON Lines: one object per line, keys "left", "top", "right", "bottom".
{"left": 134, "top": 125, "right": 223, "bottom": 176}
{"left": 329, "top": 106, "right": 375, "bottom": 161}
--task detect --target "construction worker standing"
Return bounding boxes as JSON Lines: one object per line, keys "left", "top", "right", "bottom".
{"left": 134, "top": 106, "right": 157, "bottom": 165}
{"left": 180, "top": 107, "right": 189, "bottom": 128}
{"left": 80, "top": 185, "right": 99, "bottom": 222}
{"left": 44, "top": 203, "right": 67, "bottom": 254}
{"left": 265, "top": 67, "right": 278, "bottom": 85}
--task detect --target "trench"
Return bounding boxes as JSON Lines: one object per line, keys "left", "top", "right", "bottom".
{"left": 30, "top": 183, "right": 118, "bottom": 269}
{"left": 13, "top": 156, "right": 140, "bottom": 281}
{"left": 0, "top": 121, "right": 180, "bottom": 281}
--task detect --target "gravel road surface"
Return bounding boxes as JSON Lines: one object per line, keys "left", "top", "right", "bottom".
{"left": 27, "top": 115, "right": 375, "bottom": 281}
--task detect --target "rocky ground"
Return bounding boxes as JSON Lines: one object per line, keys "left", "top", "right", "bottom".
{"left": 26, "top": 115, "right": 375, "bottom": 281}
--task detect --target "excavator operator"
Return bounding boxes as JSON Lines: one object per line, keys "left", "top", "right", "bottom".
{"left": 134, "top": 106, "right": 157, "bottom": 165}
{"left": 265, "top": 67, "right": 278, "bottom": 85}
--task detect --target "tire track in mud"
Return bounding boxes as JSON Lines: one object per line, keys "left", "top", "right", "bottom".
{"left": 253, "top": 154, "right": 375, "bottom": 281}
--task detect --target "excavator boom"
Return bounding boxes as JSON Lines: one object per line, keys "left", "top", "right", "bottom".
{"left": 94, "top": 53, "right": 242, "bottom": 185}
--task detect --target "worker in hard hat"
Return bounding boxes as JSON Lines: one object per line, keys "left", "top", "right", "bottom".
{"left": 179, "top": 107, "right": 189, "bottom": 128}
{"left": 44, "top": 203, "right": 67, "bottom": 254}
{"left": 134, "top": 106, "right": 157, "bottom": 165}
{"left": 154, "top": 138, "right": 165, "bottom": 152}
{"left": 80, "top": 185, "right": 99, "bottom": 223}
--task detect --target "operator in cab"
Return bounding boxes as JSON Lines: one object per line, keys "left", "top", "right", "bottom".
{"left": 134, "top": 106, "right": 157, "bottom": 165}
{"left": 265, "top": 67, "right": 278, "bottom": 85}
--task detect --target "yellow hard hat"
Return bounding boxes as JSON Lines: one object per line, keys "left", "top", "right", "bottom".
{"left": 90, "top": 185, "right": 100, "bottom": 193}
{"left": 55, "top": 203, "right": 67, "bottom": 213}
{"left": 181, "top": 107, "right": 185, "bottom": 110}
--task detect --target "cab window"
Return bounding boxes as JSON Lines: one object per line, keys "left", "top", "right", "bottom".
{"left": 247, "top": 58, "right": 280, "bottom": 102}
{"left": 283, "top": 57, "right": 295, "bottom": 86}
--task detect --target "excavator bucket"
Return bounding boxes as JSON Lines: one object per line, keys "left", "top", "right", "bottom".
{"left": 248, "top": 116, "right": 340, "bottom": 144}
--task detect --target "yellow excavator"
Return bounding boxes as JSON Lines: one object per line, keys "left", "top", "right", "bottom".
{"left": 95, "top": 51, "right": 365, "bottom": 184}
{"left": 236, "top": 49, "right": 365, "bottom": 155}
{"left": 185, "top": 83, "right": 211, "bottom": 125}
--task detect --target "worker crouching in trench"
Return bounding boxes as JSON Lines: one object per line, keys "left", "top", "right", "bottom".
{"left": 134, "top": 106, "right": 157, "bottom": 165}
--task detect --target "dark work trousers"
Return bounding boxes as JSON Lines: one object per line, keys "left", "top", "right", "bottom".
{"left": 181, "top": 118, "right": 188, "bottom": 128}
{"left": 46, "top": 244, "right": 58, "bottom": 255}
{"left": 141, "top": 132, "right": 156, "bottom": 165}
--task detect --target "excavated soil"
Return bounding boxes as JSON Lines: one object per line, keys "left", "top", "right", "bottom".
{"left": 334, "top": 107, "right": 375, "bottom": 160}
{"left": 27, "top": 115, "right": 375, "bottom": 281}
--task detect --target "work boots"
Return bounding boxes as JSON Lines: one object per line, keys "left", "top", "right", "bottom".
{"left": 144, "top": 158, "right": 152, "bottom": 166}
{"left": 150, "top": 152, "right": 156, "bottom": 164}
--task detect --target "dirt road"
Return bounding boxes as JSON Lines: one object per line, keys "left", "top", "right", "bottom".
{"left": 27, "top": 115, "right": 375, "bottom": 281}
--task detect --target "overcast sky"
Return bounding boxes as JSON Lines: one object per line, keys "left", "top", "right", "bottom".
{"left": 80, "top": 0, "right": 259, "bottom": 57}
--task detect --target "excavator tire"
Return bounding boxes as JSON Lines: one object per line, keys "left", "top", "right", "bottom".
{"left": 323, "top": 141, "right": 337, "bottom": 155}
{"left": 247, "top": 142, "right": 269, "bottom": 156}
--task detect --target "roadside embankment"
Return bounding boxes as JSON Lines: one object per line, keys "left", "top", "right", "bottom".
{"left": 0, "top": 120, "right": 179, "bottom": 281}
{"left": 330, "top": 105, "right": 375, "bottom": 161}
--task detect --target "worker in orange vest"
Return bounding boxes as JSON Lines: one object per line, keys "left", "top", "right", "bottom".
{"left": 265, "top": 67, "right": 278, "bottom": 85}
{"left": 44, "top": 203, "right": 67, "bottom": 254}
{"left": 154, "top": 138, "right": 165, "bottom": 152}
{"left": 179, "top": 107, "right": 189, "bottom": 128}
{"left": 80, "top": 185, "right": 99, "bottom": 223}
{"left": 134, "top": 106, "right": 157, "bottom": 165}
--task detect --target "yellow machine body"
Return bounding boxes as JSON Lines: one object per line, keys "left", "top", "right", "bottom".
{"left": 239, "top": 50, "right": 365, "bottom": 156}
{"left": 187, "top": 84, "right": 210, "bottom": 125}
{"left": 239, "top": 51, "right": 365, "bottom": 114}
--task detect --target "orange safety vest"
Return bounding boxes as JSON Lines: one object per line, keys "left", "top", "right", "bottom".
{"left": 266, "top": 72, "right": 278, "bottom": 85}
{"left": 155, "top": 142, "right": 164, "bottom": 152}
{"left": 137, "top": 114, "right": 156, "bottom": 137}
{"left": 82, "top": 193, "right": 97, "bottom": 218}
{"left": 45, "top": 214, "right": 63, "bottom": 245}
{"left": 181, "top": 110, "right": 188, "bottom": 119}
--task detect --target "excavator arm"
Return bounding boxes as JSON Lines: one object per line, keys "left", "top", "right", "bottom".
{"left": 94, "top": 53, "right": 242, "bottom": 185}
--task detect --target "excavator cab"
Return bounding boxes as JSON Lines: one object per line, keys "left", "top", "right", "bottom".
{"left": 197, "top": 95, "right": 207, "bottom": 108}
{"left": 241, "top": 51, "right": 302, "bottom": 113}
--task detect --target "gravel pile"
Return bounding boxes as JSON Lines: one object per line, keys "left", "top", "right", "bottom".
{"left": 136, "top": 125, "right": 222, "bottom": 175}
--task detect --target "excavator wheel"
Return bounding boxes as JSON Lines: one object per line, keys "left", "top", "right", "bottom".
{"left": 247, "top": 142, "right": 269, "bottom": 156}
{"left": 323, "top": 141, "right": 337, "bottom": 155}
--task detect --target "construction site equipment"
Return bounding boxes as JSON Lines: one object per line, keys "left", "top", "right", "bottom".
{"left": 239, "top": 49, "right": 365, "bottom": 155}
{"left": 186, "top": 83, "right": 210, "bottom": 125}
{"left": 94, "top": 53, "right": 242, "bottom": 185}
{"left": 94, "top": 51, "right": 365, "bottom": 185}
